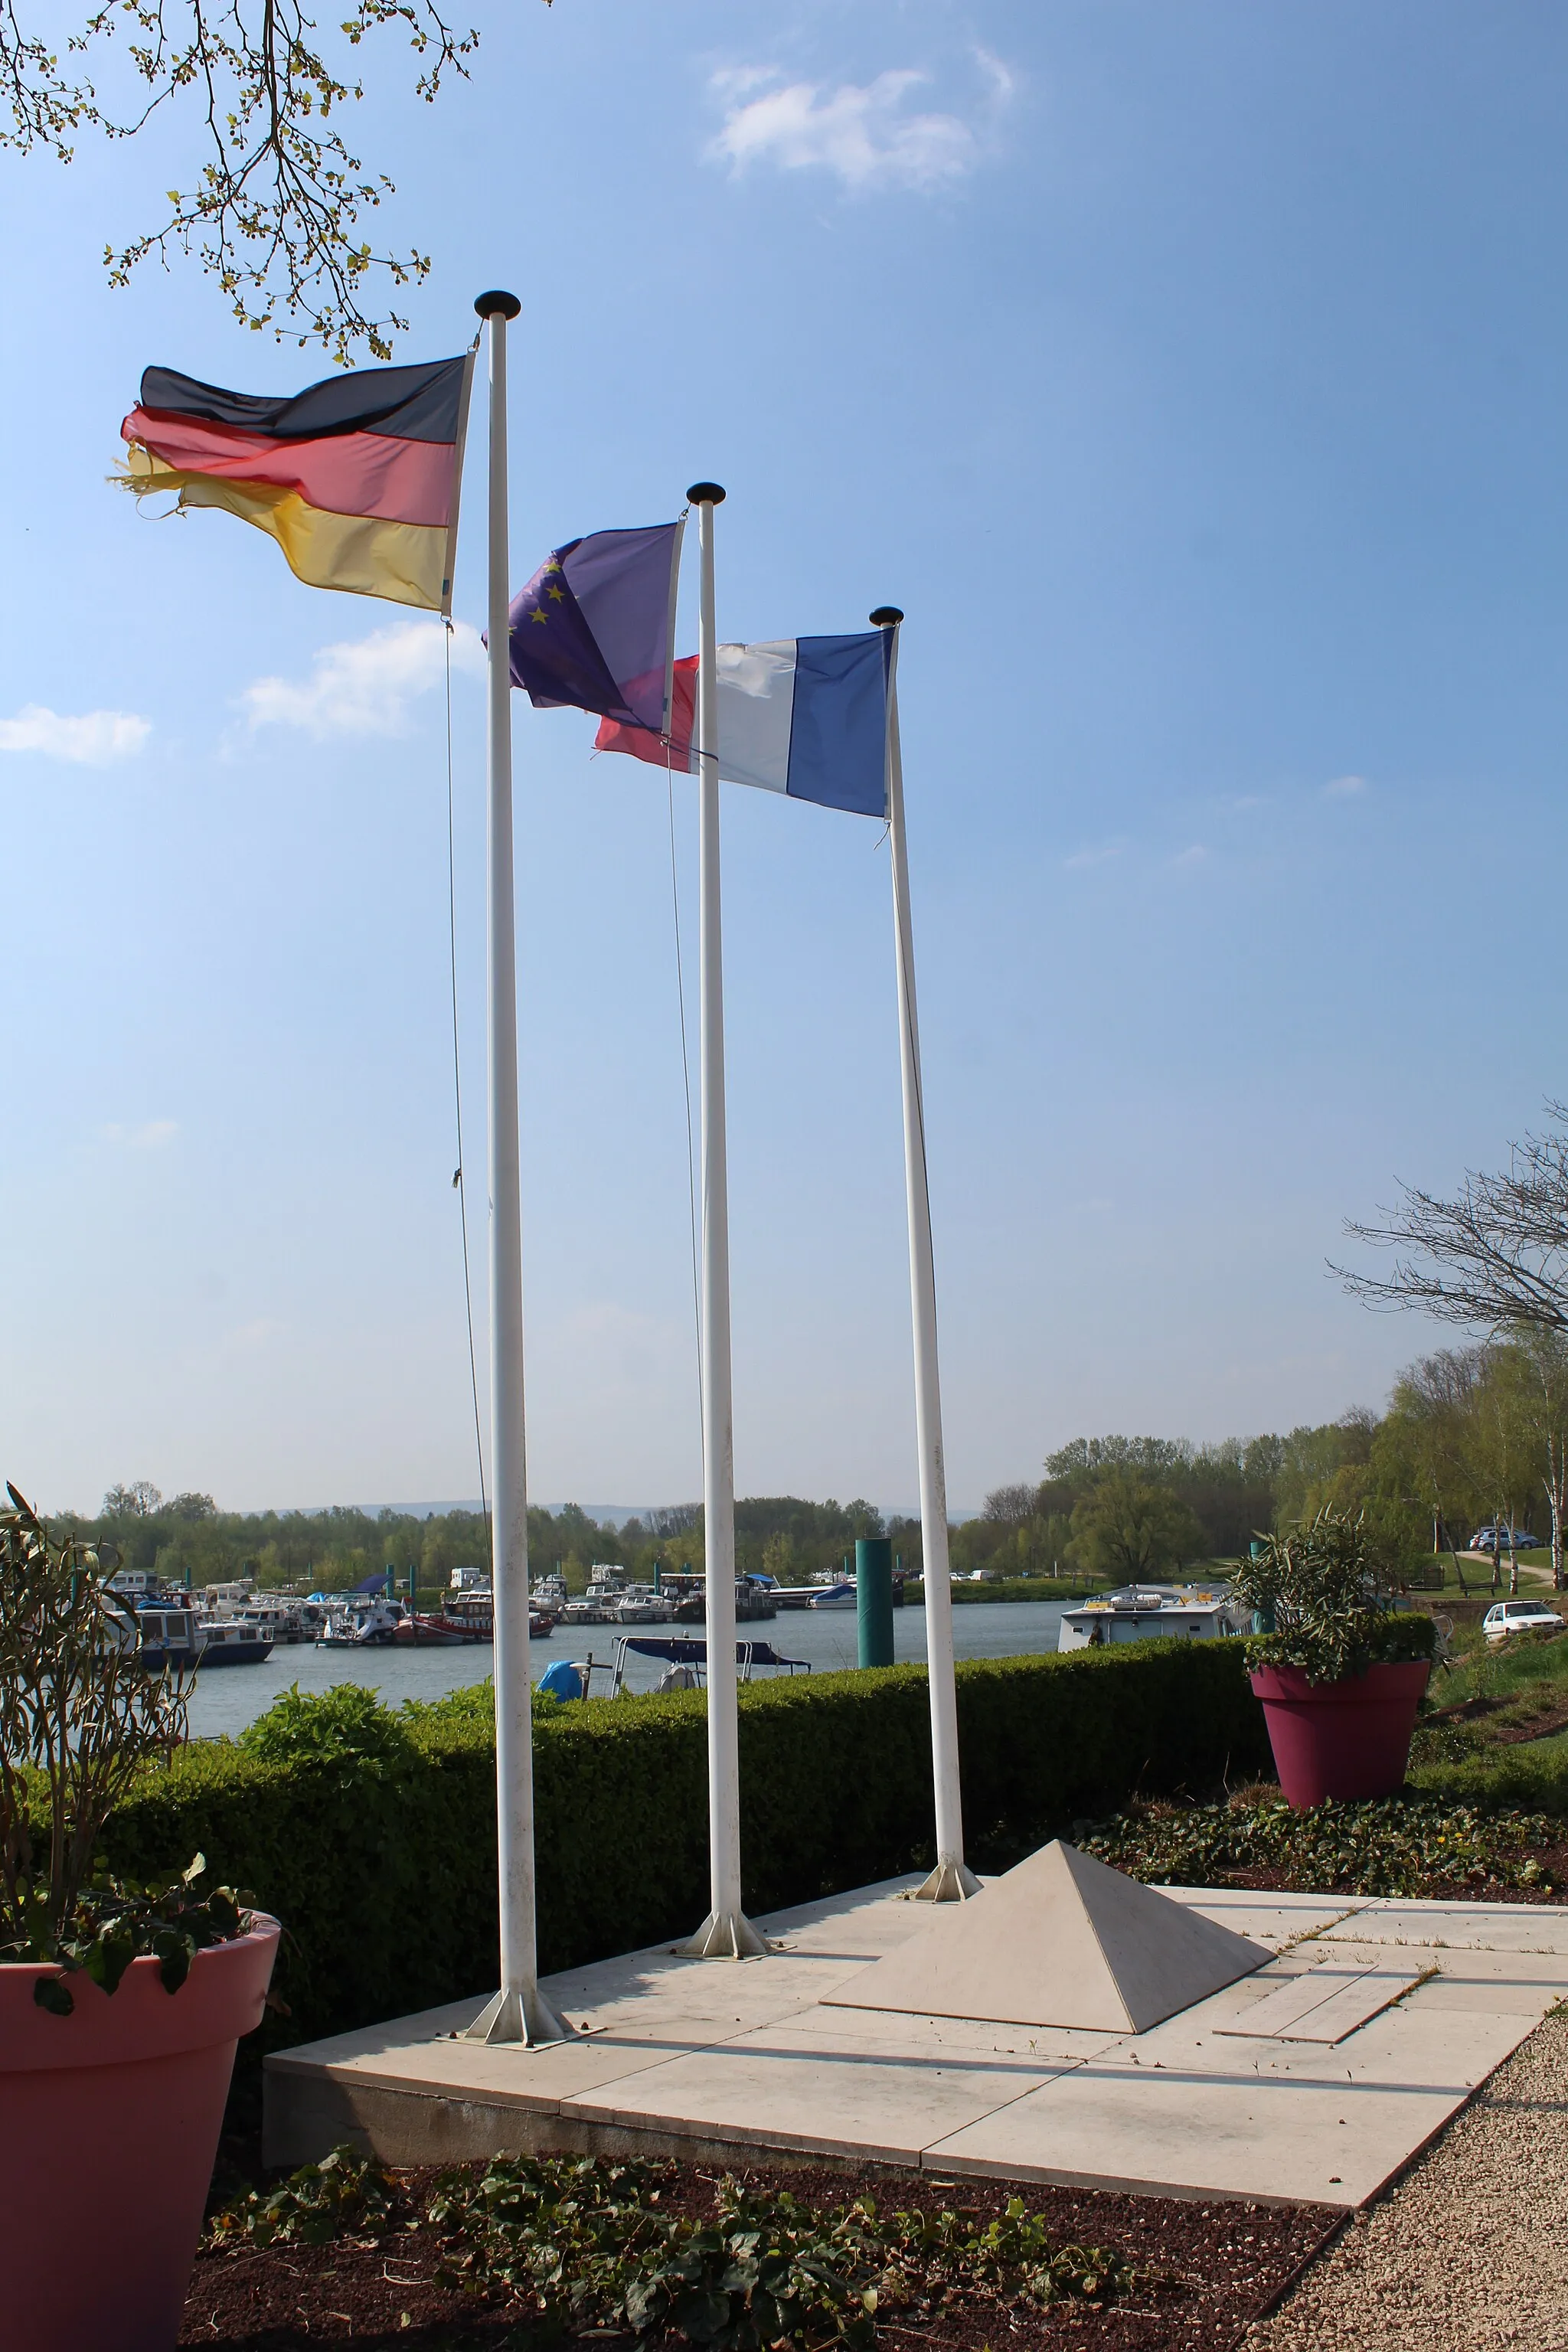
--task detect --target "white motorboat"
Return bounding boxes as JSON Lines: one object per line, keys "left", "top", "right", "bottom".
{"left": 316, "top": 1595, "right": 403, "bottom": 1646}
{"left": 225, "top": 1599, "right": 313, "bottom": 1645}
{"left": 807, "top": 1580, "right": 858, "bottom": 1610}
{"left": 1057, "top": 1583, "right": 1244, "bottom": 1652}
{"left": 614, "top": 1583, "right": 665, "bottom": 1624}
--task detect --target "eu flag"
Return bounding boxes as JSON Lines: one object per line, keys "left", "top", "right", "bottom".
{"left": 508, "top": 521, "right": 683, "bottom": 732}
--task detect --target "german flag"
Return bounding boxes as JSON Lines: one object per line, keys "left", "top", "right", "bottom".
{"left": 120, "top": 353, "right": 475, "bottom": 612}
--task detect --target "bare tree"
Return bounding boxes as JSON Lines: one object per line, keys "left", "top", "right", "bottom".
{"left": 648, "top": 1503, "right": 701, "bottom": 1541}
{"left": 101, "top": 1478, "right": 163, "bottom": 1517}
{"left": 0, "top": 0, "right": 549, "bottom": 358}
{"left": 1338, "top": 1104, "right": 1568, "bottom": 1336}
{"left": 1340, "top": 1110, "right": 1568, "bottom": 1592}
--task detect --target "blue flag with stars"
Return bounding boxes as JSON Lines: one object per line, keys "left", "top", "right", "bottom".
{"left": 508, "top": 521, "right": 684, "bottom": 733}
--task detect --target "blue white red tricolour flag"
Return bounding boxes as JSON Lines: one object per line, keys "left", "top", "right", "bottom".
{"left": 594, "top": 631, "right": 890, "bottom": 819}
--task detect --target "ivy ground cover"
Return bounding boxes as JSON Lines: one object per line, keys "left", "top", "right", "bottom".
{"left": 180, "top": 2145, "right": 1336, "bottom": 2352}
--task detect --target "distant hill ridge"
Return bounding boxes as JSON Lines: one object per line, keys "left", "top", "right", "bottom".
{"left": 279, "top": 1500, "right": 976, "bottom": 1527}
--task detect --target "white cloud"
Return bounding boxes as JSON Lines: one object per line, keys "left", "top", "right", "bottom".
{"left": 0, "top": 704, "right": 151, "bottom": 764}
{"left": 708, "top": 53, "right": 1014, "bottom": 191}
{"left": 241, "top": 619, "right": 484, "bottom": 740}
{"left": 101, "top": 1119, "right": 178, "bottom": 1151}
{"left": 1063, "top": 837, "right": 1127, "bottom": 871}
{"left": 1324, "top": 773, "right": 1367, "bottom": 798}
{"left": 224, "top": 1317, "right": 285, "bottom": 1354}
{"left": 1174, "top": 844, "right": 1210, "bottom": 867}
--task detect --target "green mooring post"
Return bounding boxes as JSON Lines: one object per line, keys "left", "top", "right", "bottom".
{"left": 857, "top": 1537, "right": 895, "bottom": 1668}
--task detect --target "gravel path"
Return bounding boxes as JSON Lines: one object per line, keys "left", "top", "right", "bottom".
{"left": 1246, "top": 2007, "right": 1568, "bottom": 2350}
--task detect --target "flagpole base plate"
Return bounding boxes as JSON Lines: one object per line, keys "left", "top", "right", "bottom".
{"left": 463, "top": 1984, "right": 577, "bottom": 2046}
{"left": 913, "top": 1857, "right": 982, "bottom": 1903}
{"left": 681, "top": 1908, "right": 770, "bottom": 1960}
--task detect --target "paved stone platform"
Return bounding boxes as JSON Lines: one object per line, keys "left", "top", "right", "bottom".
{"left": 263, "top": 1875, "right": 1568, "bottom": 2208}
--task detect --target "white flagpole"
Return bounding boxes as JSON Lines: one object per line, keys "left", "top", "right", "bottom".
{"left": 684, "top": 482, "right": 766, "bottom": 1961}
{"left": 467, "top": 289, "right": 571, "bottom": 2043}
{"left": 873, "top": 607, "right": 978, "bottom": 1903}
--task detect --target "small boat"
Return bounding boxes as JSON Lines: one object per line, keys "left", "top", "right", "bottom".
{"left": 224, "top": 1599, "right": 314, "bottom": 1645}
{"left": 807, "top": 1580, "right": 858, "bottom": 1611}
{"left": 394, "top": 1610, "right": 479, "bottom": 1647}
{"left": 1057, "top": 1584, "right": 1244, "bottom": 1652}
{"left": 316, "top": 1596, "right": 403, "bottom": 1646}
{"left": 440, "top": 1566, "right": 496, "bottom": 1641}
{"left": 614, "top": 1583, "right": 665, "bottom": 1624}
{"left": 133, "top": 1604, "right": 205, "bottom": 1674}
{"left": 563, "top": 1595, "right": 617, "bottom": 1625}
{"left": 191, "top": 1617, "right": 274, "bottom": 1666}
{"left": 392, "top": 1596, "right": 550, "bottom": 1644}
{"left": 531, "top": 1573, "right": 567, "bottom": 1622}
{"left": 601, "top": 1634, "right": 811, "bottom": 1697}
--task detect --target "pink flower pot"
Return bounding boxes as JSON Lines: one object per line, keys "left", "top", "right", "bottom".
{"left": 0, "top": 1914, "right": 279, "bottom": 2352}
{"left": 1250, "top": 1661, "right": 1431, "bottom": 1808}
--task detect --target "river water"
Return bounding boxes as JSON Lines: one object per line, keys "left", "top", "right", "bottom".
{"left": 182, "top": 1598, "right": 1075, "bottom": 1740}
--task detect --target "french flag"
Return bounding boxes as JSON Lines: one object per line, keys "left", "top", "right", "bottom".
{"left": 595, "top": 632, "right": 890, "bottom": 818}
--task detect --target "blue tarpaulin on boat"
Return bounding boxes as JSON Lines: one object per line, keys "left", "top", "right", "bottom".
{"left": 619, "top": 1637, "right": 805, "bottom": 1669}
{"left": 539, "top": 1659, "right": 585, "bottom": 1701}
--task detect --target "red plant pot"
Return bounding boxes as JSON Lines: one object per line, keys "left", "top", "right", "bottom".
{"left": 0, "top": 1914, "right": 279, "bottom": 2352}
{"left": 1250, "top": 1660, "right": 1431, "bottom": 1807}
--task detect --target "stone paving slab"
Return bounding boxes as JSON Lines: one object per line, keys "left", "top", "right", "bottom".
{"left": 1217, "top": 1963, "right": 1423, "bottom": 2043}
{"left": 1323, "top": 1898, "right": 1568, "bottom": 1953}
{"left": 263, "top": 1877, "right": 1568, "bottom": 2205}
{"left": 567, "top": 2023, "right": 1086, "bottom": 2166}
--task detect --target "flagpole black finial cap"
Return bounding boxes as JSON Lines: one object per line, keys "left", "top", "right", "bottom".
{"left": 687, "top": 482, "right": 726, "bottom": 505}
{"left": 474, "top": 289, "right": 521, "bottom": 320}
{"left": 870, "top": 606, "right": 904, "bottom": 628}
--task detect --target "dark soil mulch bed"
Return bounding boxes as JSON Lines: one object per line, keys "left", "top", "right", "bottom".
{"left": 180, "top": 2159, "right": 1337, "bottom": 2352}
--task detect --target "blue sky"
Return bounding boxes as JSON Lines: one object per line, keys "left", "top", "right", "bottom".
{"left": 3, "top": 2, "right": 1565, "bottom": 1515}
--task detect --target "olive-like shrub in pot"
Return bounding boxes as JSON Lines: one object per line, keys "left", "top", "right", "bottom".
{"left": 0, "top": 1486, "right": 279, "bottom": 2352}
{"left": 1230, "top": 1506, "right": 1436, "bottom": 1809}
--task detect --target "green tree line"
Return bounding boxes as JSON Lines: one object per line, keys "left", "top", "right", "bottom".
{"left": 66, "top": 1487, "right": 906, "bottom": 1598}
{"left": 67, "top": 1333, "right": 1567, "bottom": 1598}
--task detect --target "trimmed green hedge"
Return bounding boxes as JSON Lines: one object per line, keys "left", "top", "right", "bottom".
{"left": 94, "top": 1641, "right": 1269, "bottom": 2063}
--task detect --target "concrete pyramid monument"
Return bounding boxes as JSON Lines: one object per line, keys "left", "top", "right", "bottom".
{"left": 825, "top": 1840, "right": 1269, "bottom": 2034}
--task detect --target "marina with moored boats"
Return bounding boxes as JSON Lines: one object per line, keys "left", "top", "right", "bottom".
{"left": 103, "top": 1550, "right": 1243, "bottom": 1731}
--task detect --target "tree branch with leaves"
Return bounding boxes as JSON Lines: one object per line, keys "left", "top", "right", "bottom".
{"left": 1, "top": 0, "right": 541, "bottom": 361}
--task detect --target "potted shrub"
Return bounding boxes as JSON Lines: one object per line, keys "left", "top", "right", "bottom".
{"left": 0, "top": 1487, "right": 279, "bottom": 2352}
{"left": 1233, "top": 1507, "right": 1437, "bottom": 1808}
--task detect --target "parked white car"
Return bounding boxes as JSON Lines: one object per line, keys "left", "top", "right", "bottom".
{"left": 1482, "top": 1599, "right": 1566, "bottom": 1642}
